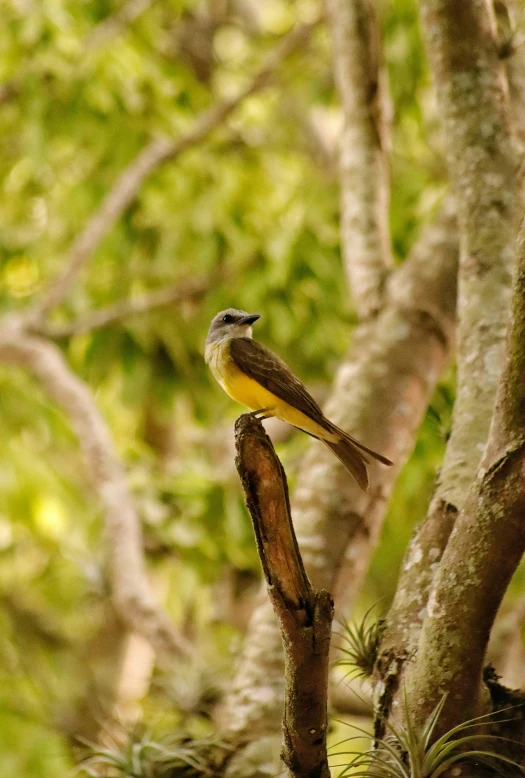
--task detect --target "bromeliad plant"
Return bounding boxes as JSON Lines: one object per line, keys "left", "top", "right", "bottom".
{"left": 336, "top": 604, "right": 385, "bottom": 681}
{"left": 76, "top": 727, "right": 224, "bottom": 778}
{"left": 331, "top": 694, "right": 524, "bottom": 778}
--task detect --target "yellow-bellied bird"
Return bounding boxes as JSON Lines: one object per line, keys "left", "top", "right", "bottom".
{"left": 205, "top": 308, "right": 392, "bottom": 490}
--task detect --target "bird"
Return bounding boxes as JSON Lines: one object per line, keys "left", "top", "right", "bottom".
{"left": 205, "top": 308, "right": 392, "bottom": 490}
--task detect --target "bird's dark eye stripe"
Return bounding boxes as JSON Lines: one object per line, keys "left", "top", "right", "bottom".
{"left": 222, "top": 314, "right": 235, "bottom": 323}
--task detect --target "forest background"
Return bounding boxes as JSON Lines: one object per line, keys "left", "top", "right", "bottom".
{"left": 1, "top": 0, "right": 524, "bottom": 776}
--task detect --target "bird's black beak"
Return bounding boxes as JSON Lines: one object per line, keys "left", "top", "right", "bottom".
{"left": 239, "top": 313, "right": 261, "bottom": 326}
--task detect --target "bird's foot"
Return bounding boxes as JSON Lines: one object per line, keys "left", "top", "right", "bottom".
{"left": 247, "top": 407, "right": 272, "bottom": 421}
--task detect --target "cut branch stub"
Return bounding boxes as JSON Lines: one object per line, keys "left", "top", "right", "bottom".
{"left": 234, "top": 414, "right": 333, "bottom": 778}
{"left": 235, "top": 415, "right": 311, "bottom": 619}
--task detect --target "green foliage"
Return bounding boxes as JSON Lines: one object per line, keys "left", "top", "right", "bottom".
{"left": 336, "top": 605, "right": 385, "bottom": 681}
{"left": 0, "top": 0, "right": 468, "bottom": 775}
{"left": 77, "top": 728, "right": 222, "bottom": 778}
{"left": 334, "top": 696, "right": 524, "bottom": 778}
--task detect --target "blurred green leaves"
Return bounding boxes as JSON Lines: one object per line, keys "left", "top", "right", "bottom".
{"left": 0, "top": 0, "right": 455, "bottom": 775}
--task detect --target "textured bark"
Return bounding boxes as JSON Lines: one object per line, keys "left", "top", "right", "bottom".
{"left": 235, "top": 415, "right": 333, "bottom": 778}
{"left": 327, "top": 0, "right": 392, "bottom": 318}
{"left": 26, "top": 20, "right": 318, "bottom": 324}
{"left": 380, "top": 495, "right": 456, "bottom": 662}
{"left": 420, "top": 0, "right": 522, "bottom": 509}
{"left": 404, "top": 218, "right": 525, "bottom": 734}
{"left": 0, "top": 327, "right": 190, "bottom": 661}
{"left": 218, "top": 209, "right": 458, "bottom": 775}
{"left": 381, "top": 0, "right": 524, "bottom": 674}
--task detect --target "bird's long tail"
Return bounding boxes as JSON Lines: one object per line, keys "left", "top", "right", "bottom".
{"left": 322, "top": 426, "right": 392, "bottom": 492}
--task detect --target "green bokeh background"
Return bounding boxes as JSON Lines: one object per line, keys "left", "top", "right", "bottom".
{"left": 1, "top": 1, "right": 515, "bottom": 775}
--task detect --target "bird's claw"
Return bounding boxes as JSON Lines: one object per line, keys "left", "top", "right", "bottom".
{"left": 247, "top": 407, "right": 272, "bottom": 420}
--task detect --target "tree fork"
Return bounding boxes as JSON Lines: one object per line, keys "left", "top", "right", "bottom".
{"left": 234, "top": 414, "right": 333, "bottom": 778}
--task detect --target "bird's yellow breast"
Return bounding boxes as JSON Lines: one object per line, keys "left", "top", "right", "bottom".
{"left": 205, "top": 338, "right": 330, "bottom": 438}
{"left": 206, "top": 339, "right": 278, "bottom": 411}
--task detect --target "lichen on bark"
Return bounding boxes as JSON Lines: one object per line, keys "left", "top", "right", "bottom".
{"left": 405, "top": 219, "right": 525, "bottom": 732}
{"left": 380, "top": 0, "right": 524, "bottom": 692}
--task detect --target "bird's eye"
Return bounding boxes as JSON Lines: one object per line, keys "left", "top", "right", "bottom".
{"left": 222, "top": 314, "right": 234, "bottom": 324}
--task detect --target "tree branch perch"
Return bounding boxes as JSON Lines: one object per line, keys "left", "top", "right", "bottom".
{"left": 234, "top": 414, "right": 333, "bottom": 778}
{"left": 219, "top": 206, "right": 458, "bottom": 771}
{"left": 84, "top": 0, "right": 160, "bottom": 51}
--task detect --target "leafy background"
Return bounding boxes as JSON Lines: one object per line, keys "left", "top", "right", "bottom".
{"left": 2, "top": 0, "right": 515, "bottom": 775}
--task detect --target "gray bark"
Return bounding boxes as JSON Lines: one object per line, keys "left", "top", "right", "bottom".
{"left": 327, "top": 0, "right": 392, "bottom": 317}
{"left": 382, "top": 0, "right": 523, "bottom": 668}
{"left": 405, "top": 217, "right": 525, "bottom": 734}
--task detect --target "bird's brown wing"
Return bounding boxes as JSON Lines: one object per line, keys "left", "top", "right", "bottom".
{"left": 229, "top": 337, "right": 329, "bottom": 428}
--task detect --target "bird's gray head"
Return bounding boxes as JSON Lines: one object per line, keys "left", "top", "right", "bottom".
{"left": 205, "top": 308, "right": 260, "bottom": 348}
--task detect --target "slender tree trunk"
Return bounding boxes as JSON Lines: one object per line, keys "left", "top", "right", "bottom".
{"left": 327, "top": 0, "right": 392, "bottom": 317}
